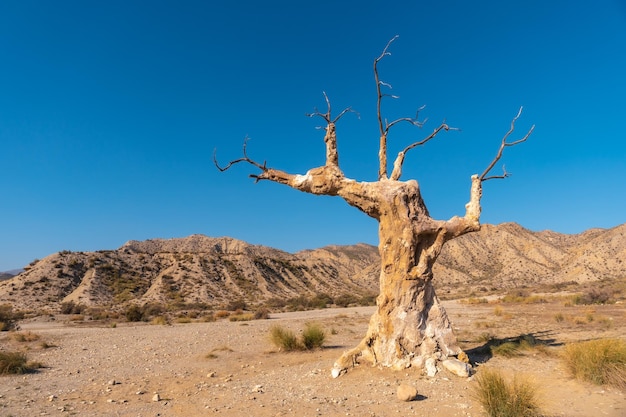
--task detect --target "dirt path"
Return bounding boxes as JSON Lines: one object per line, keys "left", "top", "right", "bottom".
{"left": 1, "top": 301, "right": 624, "bottom": 416}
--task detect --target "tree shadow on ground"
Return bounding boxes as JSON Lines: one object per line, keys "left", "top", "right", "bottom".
{"left": 463, "top": 330, "right": 563, "bottom": 365}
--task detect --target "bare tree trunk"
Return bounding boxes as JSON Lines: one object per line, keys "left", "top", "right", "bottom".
{"left": 331, "top": 178, "right": 479, "bottom": 376}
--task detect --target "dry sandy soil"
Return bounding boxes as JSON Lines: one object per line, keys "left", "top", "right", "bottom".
{"left": 1, "top": 300, "right": 624, "bottom": 417}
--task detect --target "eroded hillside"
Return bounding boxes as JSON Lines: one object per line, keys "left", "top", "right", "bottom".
{"left": 1, "top": 223, "right": 624, "bottom": 312}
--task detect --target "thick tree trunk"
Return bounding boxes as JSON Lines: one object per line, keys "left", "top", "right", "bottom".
{"left": 332, "top": 178, "right": 475, "bottom": 377}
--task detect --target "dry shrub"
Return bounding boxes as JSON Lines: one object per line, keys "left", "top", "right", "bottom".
{"left": 269, "top": 325, "right": 300, "bottom": 351}
{"left": 562, "top": 338, "right": 626, "bottom": 389}
{"left": 214, "top": 310, "right": 230, "bottom": 319}
{"left": 302, "top": 323, "right": 326, "bottom": 350}
{"left": 269, "top": 323, "right": 326, "bottom": 351}
{"left": 150, "top": 316, "right": 169, "bottom": 325}
{"left": 473, "top": 368, "right": 542, "bottom": 417}
{"left": 11, "top": 331, "right": 40, "bottom": 343}
{"left": 0, "top": 304, "right": 22, "bottom": 331}
{"left": 0, "top": 351, "right": 31, "bottom": 375}
{"left": 229, "top": 313, "right": 254, "bottom": 322}
{"left": 253, "top": 308, "right": 270, "bottom": 320}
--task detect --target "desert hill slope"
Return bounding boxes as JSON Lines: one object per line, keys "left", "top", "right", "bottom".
{"left": 0, "top": 223, "right": 624, "bottom": 312}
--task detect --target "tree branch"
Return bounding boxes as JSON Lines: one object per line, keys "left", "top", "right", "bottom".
{"left": 213, "top": 137, "right": 269, "bottom": 182}
{"left": 389, "top": 123, "right": 458, "bottom": 181}
{"left": 305, "top": 92, "right": 358, "bottom": 168}
{"left": 375, "top": 35, "right": 399, "bottom": 180}
{"left": 305, "top": 92, "right": 357, "bottom": 124}
{"left": 479, "top": 107, "right": 535, "bottom": 181}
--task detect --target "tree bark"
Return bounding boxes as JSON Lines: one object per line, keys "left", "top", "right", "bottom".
{"left": 330, "top": 176, "right": 481, "bottom": 376}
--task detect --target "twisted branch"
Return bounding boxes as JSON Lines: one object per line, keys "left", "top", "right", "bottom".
{"left": 479, "top": 107, "right": 535, "bottom": 181}
{"left": 390, "top": 122, "right": 459, "bottom": 181}
{"left": 305, "top": 92, "right": 357, "bottom": 124}
{"left": 213, "top": 137, "right": 269, "bottom": 182}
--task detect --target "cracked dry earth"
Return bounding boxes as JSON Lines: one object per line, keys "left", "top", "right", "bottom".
{"left": 1, "top": 300, "right": 625, "bottom": 417}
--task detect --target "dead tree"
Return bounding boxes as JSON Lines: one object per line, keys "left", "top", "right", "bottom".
{"left": 215, "top": 37, "right": 533, "bottom": 377}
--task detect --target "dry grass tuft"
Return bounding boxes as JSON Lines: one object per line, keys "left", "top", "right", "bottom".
{"left": 562, "top": 338, "right": 626, "bottom": 389}
{"left": 473, "top": 368, "right": 542, "bottom": 417}
{"left": 269, "top": 325, "right": 300, "bottom": 351}
{"left": 0, "top": 351, "right": 33, "bottom": 375}
{"left": 229, "top": 313, "right": 254, "bottom": 322}
{"left": 301, "top": 322, "right": 326, "bottom": 350}
{"left": 11, "top": 331, "right": 40, "bottom": 343}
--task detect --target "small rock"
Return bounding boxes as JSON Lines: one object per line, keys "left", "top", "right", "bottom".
{"left": 252, "top": 384, "right": 264, "bottom": 393}
{"left": 397, "top": 384, "right": 418, "bottom": 402}
{"left": 207, "top": 372, "right": 216, "bottom": 378}
{"left": 442, "top": 359, "right": 472, "bottom": 378}
{"left": 107, "top": 380, "right": 117, "bottom": 386}
{"left": 47, "top": 395, "right": 56, "bottom": 402}
{"left": 152, "top": 393, "right": 161, "bottom": 402}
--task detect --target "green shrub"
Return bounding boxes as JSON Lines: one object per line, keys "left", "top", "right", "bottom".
{"left": 302, "top": 323, "right": 326, "bottom": 350}
{"left": 269, "top": 325, "right": 300, "bottom": 351}
{"left": 473, "top": 368, "right": 541, "bottom": 417}
{"left": 0, "top": 351, "right": 30, "bottom": 375}
{"left": 562, "top": 338, "right": 626, "bottom": 389}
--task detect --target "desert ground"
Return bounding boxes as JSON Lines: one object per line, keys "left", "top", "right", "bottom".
{"left": 1, "top": 299, "right": 624, "bottom": 417}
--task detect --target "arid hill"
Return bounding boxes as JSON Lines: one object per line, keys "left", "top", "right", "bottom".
{"left": 0, "top": 222, "right": 624, "bottom": 312}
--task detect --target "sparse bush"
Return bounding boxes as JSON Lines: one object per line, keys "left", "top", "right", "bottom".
{"left": 229, "top": 313, "right": 254, "bottom": 322}
{"left": 302, "top": 323, "right": 326, "bottom": 350}
{"left": 494, "top": 305, "right": 504, "bottom": 316}
{"left": 124, "top": 305, "right": 144, "bottom": 322}
{"left": 562, "top": 338, "right": 626, "bottom": 389}
{"left": 60, "top": 301, "right": 85, "bottom": 315}
{"left": 201, "top": 313, "right": 216, "bottom": 322}
{"left": 150, "top": 316, "right": 169, "bottom": 325}
{"left": 214, "top": 310, "right": 230, "bottom": 319}
{"left": 174, "top": 316, "right": 192, "bottom": 323}
{"left": 554, "top": 312, "right": 564, "bottom": 323}
{"left": 473, "top": 368, "right": 541, "bottom": 417}
{"left": 269, "top": 323, "right": 326, "bottom": 351}
{"left": 12, "top": 331, "right": 40, "bottom": 343}
{"left": 358, "top": 293, "right": 377, "bottom": 306}
{"left": 0, "top": 304, "right": 22, "bottom": 331}
{"left": 574, "top": 288, "right": 612, "bottom": 305}
{"left": 310, "top": 293, "right": 333, "bottom": 309}
{"left": 334, "top": 293, "right": 358, "bottom": 308}
{"left": 141, "top": 303, "right": 164, "bottom": 318}
{"left": 0, "top": 351, "right": 31, "bottom": 375}
{"left": 226, "top": 299, "right": 247, "bottom": 311}
{"left": 253, "top": 308, "right": 270, "bottom": 320}
{"left": 269, "top": 325, "right": 300, "bottom": 351}
{"left": 462, "top": 297, "right": 489, "bottom": 304}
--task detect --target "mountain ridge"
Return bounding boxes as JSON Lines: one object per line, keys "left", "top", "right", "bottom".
{"left": 0, "top": 222, "right": 624, "bottom": 312}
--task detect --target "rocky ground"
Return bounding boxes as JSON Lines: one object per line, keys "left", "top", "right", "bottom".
{"left": 1, "top": 299, "right": 624, "bottom": 417}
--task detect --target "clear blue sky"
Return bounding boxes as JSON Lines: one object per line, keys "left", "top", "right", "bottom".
{"left": 1, "top": 1, "right": 625, "bottom": 271}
